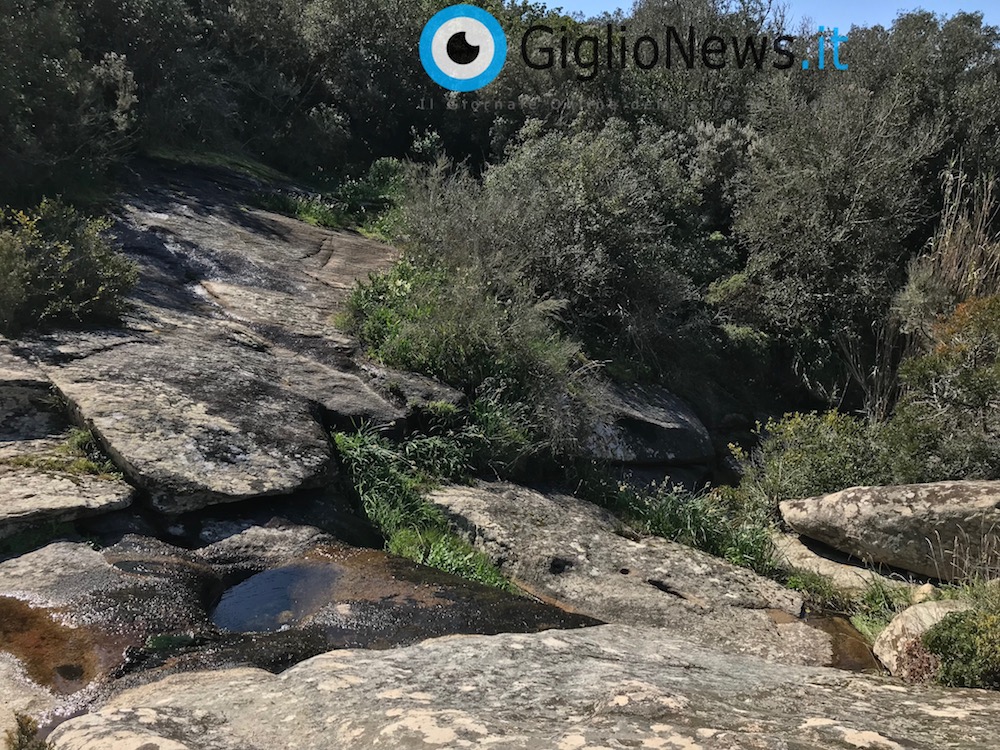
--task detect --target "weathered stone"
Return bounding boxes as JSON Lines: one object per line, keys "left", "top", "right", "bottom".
{"left": 49, "top": 624, "right": 1000, "bottom": 750}
{"left": 911, "top": 583, "right": 941, "bottom": 605}
{"left": 874, "top": 600, "right": 972, "bottom": 679}
{"left": 587, "top": 384, "right": 714, "bottom": 466}
{"left": 429, "top": 482, "right": 832, "bottom": 665}
{"left": 0, "top": 467, "right": 134, "bottom": 539}
{"left": 772, "top": 532, "right": 909, "bottom": 594}
{"left": 0, "top": 654, "right": 55, "bottom": 740}
{"left": 780, "top": 482, "right": 1000, "bottom": 580}
{"left": 22, "top": 166, "right": 406, "bottom": 513}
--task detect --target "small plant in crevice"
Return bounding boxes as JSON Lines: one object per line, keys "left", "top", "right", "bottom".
{"left": 784, "top": 569, "right": 854, "bottom": 615}
{"left": 2, "top": 427, "right": 120, "bottom": 479}
{"left": 847, "top": 578, "right": 912, "bottom": 643}
{"left": 4, "top": 714, "right": 53, "bottom": 750}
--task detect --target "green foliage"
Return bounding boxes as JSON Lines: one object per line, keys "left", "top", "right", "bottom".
{"left": 733, "top": 413, "right": 891, "bottom": 516}
{"left": 785, "top": 569, "right": 853, "bottom": 614}
{"left": 0, "top": 199, "right": 136, "bottom": 336}
{"left": 344, "top": 259, "right": 604, "bottom": 458}
{"left": 333, "top": 427, "right": 511, "bottom": 590}
{"left": 925, "top": 609, "right": 1000, "bottom": 689}
{"left": 252, "top": 192, "right": 349, "bottom": 229}
{"left": 888, "top": 296, "right": 1000, "bottom": 480}
{"left": 578, "top": 476, "right": 778, "bottom": 576}
{"left": 388, "top": 528, "right": 511, "bottom": 591}
{"left": 398, "top": 122, "right": 712, "bottom": 372}
{"left": 0, "top": 0, "right": 136, "bottom": 201}
{"left": 4, "top": 714, "right": 52, "bottom": 750}
{"left": 848, "top": 579, "right": 913, "bottom": 643}
{"left": 251, "top": 158, "right": 404, "bottom": 233}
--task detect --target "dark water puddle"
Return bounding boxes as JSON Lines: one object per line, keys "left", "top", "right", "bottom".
{"left": 207, "top": 546, "right": 599, "bottom": 643}
{"left": 771, "top": 608, "right": 880, "bottom": 672}
{"left": 212, "top": 563, "right": 342, "bottom": 632}
{"left": 808, "top": 615, "right": 882, "bottom": 672}
{"left": 0, "top": 596, "right": 126, "bottom": 694}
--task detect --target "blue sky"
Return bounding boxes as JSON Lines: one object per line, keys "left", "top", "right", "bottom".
{"left": 555, "top": 0, "right": 998, "bottom": 28}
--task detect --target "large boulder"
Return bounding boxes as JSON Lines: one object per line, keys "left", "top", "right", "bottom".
{"left": 780, "top": 482, "right": 1000, "bottom": 580}
{"left": 49, "top": 624, "right": 1000, "bottom": 750}
{"left": 429, "top": 482, "right": 832, "bottom": 665}
{"left": 873, "top": 600, "right": 972, "bottom": 679}
{"left": 587, "top": 384, "right": 714, "bottom": 468}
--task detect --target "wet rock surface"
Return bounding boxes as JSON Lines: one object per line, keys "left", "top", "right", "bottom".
{"left": 780, "top": 482, "right": 1000, "bottom": 580}
{"left": 429, "top": 482, "right": 833, "bottom": 665}
{"left": 0, "top": 523, "right": 596, "bottom": 731}
{"left": 49, "top": 623, "right": 1000, "bottom": 750}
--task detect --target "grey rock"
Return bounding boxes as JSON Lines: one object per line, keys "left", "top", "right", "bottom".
{"left": 587, "top": 384, "right": 714, "bottom": 466}
{"left": 22, "top": 167, "right": 408, "bottom": 513}
{"left": 0, "top": 467, "right": 134, "bottom": 539}
{"left": 873, "top": 600, "right": 972, "bottom": 678}
{"left": 49, "top": 624, "right": 1000, "bottom": 750}
{"left": 780, "top": 482, "right": 1000, "bottom": 580}
{"left": 0, "top": 654, "right": 54, "bottom": 740}
{"left": 429, "top": 482, "right": 832, "bottom": 665}
{"left": 772, "top": 532, "right": 909, "bottom": 594}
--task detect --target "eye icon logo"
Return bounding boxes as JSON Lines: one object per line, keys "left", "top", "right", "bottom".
{"left": 420, "top": 5, "right": 507, "bottom": 92}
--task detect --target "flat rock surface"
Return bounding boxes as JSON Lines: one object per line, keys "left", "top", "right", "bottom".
{"left": 429, "top": 482, "right": 833, "bottom": 665}
{"left": 49, "top": 623, "right": 1000, "bottom": 750}
{"left": 21, "top": 165, "right": 405, "bottom": 513}
{"left": 0, "top": 654, "right": 55, "bottom": 740}
{"left": 780, "top": 482, "right": 1000, "bottom": 580}
{"left": 0, "top": 354, "right": 136, "bottom": 535}
{"left": 0, "top": 467, "right": 134, "bottom": 538}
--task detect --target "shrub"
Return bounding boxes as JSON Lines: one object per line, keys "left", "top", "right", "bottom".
{"left": 4, "top": 714, "right": 52, "bottom": 750}
{"left": 924, "top": 609, "right": 1000, "bottom": 689}
{"left": 0, "top": 199, "right": 136, "bottom": 336}
{"left": 887, "top": 296, "right": 1000, "bottom": 481}
{"left": 343, "top": 260, "right": 605, "bottom": 459}
{"left": 733, "top": 412, "right": 891, "bottom": 518}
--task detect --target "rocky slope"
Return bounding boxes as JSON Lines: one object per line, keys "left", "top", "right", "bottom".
{"left": 1, "top": 162, "right": 993, "bottom": 748}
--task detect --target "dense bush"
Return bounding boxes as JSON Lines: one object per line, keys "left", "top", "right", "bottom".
{"left": 925, "top": 609, "right": 1000, "bottom": 689}
{"left": 344, "top": 259, "right": 605, "bottom": 458}
{"left": 0, "top": 199, "right": 136, "bottom": 335}
{"left": 736, "top": 296, "right": 1000, "bottom": 513}
{"left": 0, "top": 0, "right": 136, "bottom": 201}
